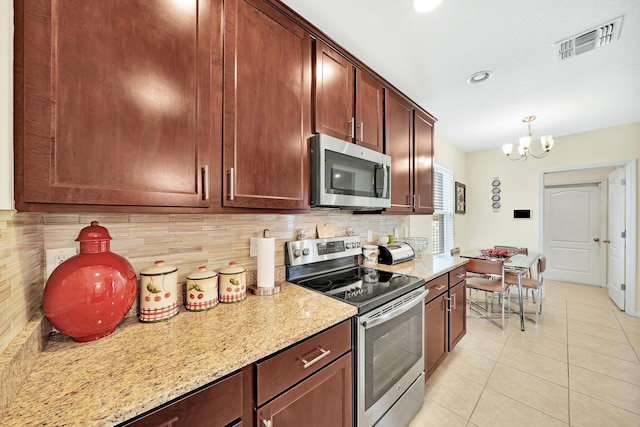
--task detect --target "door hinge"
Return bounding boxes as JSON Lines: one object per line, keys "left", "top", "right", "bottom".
{"left": 621, "top": 284, "right": 626, "bottom": 291}
{"left": 621, "top": 230, "right": 626, "bottom": 238}
{"left": 621, "top": 178, "right": 626, "bottom": 186}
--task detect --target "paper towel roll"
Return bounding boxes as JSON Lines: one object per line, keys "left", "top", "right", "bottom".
{"left": 257, "top": 237, "right": 275, "bottom": 289}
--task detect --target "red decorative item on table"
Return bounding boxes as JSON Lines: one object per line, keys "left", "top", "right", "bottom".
{"left": 480, "top": 248, "right": 513, "bottom": 258}
{"left": 43, "top": 221, "right": 137, "bottom": 342}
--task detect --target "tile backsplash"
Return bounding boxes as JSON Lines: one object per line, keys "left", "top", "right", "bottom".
{"left": 1, "top": 210, "right": 408, "bottom": 353}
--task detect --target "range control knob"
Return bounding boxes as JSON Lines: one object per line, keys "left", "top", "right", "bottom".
{"left": 293, "top": 249, "right": 302, "bottom": 258}
{"left": 346, "top": 243, "right": 353, "bottom": 249}
{"left": 302, "top": 248, "right": 310, "bottom": 256}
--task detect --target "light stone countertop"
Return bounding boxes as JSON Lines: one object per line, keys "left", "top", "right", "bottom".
{"left": 1, "top": 254, "right": 466, "bottom": 426}
{"left": 1, "top": 283, "right": 356, "bottom": 426}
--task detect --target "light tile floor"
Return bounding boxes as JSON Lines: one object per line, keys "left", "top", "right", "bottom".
{"left": 408, "top": 280, "right": 640, "bottom": 427}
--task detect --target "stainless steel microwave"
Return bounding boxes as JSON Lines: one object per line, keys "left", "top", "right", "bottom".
{"left": 310, "top": 134, "right": 391, "bottom": 211}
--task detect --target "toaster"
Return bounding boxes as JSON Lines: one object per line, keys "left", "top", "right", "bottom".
{"left": 377, "top": 242, "right": 415, "bottom": 265}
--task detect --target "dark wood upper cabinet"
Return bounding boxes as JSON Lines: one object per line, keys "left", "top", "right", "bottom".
{"left": 385, "top": 90, "right": 435, "bottom": 214}
{"left": 385, "top": 91, "right": 414, "bottom": 212}
{"left": 223, "top": 0, "right": 311, "bottom": 210}
{"left": 14, "top": 0, "right": 221, "bottom": 210}
{"left": 314, "top": 41, "right": 384, "bottom": 152}
{"left": 414, "top": 110, "right": 435, "bottom": 214}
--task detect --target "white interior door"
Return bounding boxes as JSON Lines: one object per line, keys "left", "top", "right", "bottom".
{"left": 544, "top": 185, "right": 603, "bottom": 285}
{"left": 607, "top": 168, "right": 626, "bottom": 309}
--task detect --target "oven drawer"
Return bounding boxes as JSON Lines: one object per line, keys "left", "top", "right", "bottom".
{"left": 450, "top": 265, "right": 467, "bottom": 287}
{"left": 255, "top": 320, "right": 351, "bottom": 406}
{"left": 424, "top": 273, "right": 448, "bottom": 303}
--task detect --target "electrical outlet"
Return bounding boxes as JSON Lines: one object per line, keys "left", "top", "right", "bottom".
{"left": 367, "top": 230, "right": 373, "bottom": 242}
{"left": 46, "top": 247, "right": 77, "bottom": 279}
{"left": 250, "top": 237, "right": 257, "bottom": 257}
{"left": 404, "top": 226, "right": 409, "bottom": 238}
{"left": 393, "top": 228, "right": 399, "bottom": 238}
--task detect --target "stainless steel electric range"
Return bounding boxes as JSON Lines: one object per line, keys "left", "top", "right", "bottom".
{"left": 285, "top": 236, "right": 427, "bottom": 427}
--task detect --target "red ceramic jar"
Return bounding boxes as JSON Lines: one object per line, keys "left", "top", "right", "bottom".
{"left": 43, "top": 221, "right": 137, "bottom": 342}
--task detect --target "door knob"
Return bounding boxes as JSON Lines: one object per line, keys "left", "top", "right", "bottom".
{"left": 593, "top": 237, "right": 600, "bottom": 242}
{"left": 603, "top": 239, "right": 611, "bottom": 243}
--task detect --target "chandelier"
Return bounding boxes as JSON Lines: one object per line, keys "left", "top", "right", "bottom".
{"left": 502, "top": 115, "right": 554, "bottom": 161}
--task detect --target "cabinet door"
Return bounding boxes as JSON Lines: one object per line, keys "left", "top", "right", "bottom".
{"left": 15, "top": 0, "right": 216, "bottom": 210}
{"left": 414, "top": 110, "right": 435, "bottom": 214}
{"left": 355, "top": 69, "right": 384, "bottom": 152}
{"left": 224, "top": 0, "right": 311, "bottom": 209}
{"left": 257, "top": 353, "right": 352, "bottom": 427}
{"left": 314, "top": 41, "right": 355, "bottom": 142}
{"left": 425, "top": 293, "right": 448, "bottom": 379}
{"left": 449, "top": 281, "right": 467, "bottom": 350}
{"left": 385, "top": 91, "right": 413, "bottom": 212}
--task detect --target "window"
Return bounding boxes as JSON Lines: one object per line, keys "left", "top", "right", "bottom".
{"left": 432, "top": 164, "right": 454, "bottom": 255}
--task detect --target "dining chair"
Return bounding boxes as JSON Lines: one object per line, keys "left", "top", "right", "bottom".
{"left": 465, "top": 258, "right": 511, "bottom": 329}
{"left": 450, "top": 247, "right": 460, "bottom": 256}
{"left": 505, "top": 256, "right": 546, "bottom": 324}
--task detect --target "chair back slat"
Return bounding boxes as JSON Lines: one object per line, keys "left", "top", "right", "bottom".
{"left": 538, "top": 256, "right": 547, "bottom": 274}
{"left": 466, "top": 258, "right": 504, "bottom": 276}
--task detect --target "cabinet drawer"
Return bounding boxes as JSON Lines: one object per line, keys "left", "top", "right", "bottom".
{"left": 424, "top": 273, "right": 448, "bottom": 303}
{"left": 256, "top": 320, "right": 351, "bottom": 406}
{"left": 450, "top": 265, "right": 467, "bottom": 287}
{"left": 124, "top": 371, "right": 243, "bottom": 427}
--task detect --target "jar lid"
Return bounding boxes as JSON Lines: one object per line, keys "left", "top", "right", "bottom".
{"left": 218, "top": 261, "right": 245, "bottom": 274}
{"left": 140, "top": 260, "right": 178, "bottom": 276}
{"left": 75, "top": 221, "right": 113, "bottom": 243}
{"left": 186, "top": 266, "right": 218, "bottom": 280}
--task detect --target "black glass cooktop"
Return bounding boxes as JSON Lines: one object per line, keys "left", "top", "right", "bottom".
{"left": 290, "top": 266, "right": 425, "bottom": 314}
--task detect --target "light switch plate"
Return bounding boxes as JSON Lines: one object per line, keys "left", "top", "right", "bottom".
{"left": 367, "top": 230, "right": 373, "bottom": 242}
{"left": 250, "top": 237, "right": 257, "bottom": 257}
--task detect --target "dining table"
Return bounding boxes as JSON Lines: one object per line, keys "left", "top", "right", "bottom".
{"left": 459, "top": 249, "right": 541, "bottom": 331}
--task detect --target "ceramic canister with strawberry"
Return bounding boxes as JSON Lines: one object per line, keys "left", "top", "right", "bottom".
{"left": 139, "top": 260, "right": 179, "bottom": 322}
{"left": 185, "top": 266, "right": 219, "bottom": 311}
{"left": 218, "top": 262, "right": 247, "bottom": 303}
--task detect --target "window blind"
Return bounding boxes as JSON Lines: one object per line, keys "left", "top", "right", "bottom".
{"left": 432, "top": 164, "right": 454, "bottom": 255}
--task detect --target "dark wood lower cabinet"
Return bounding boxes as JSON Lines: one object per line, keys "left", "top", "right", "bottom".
{"left": 256, "top": 353, "right": 352, "bottom": 427}
{"left": 424, "top": 266, "right": 467, "bottom": 381}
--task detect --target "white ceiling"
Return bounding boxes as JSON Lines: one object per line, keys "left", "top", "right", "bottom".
{"left": 280, "top": 0, "right": 640, "bottom": 153}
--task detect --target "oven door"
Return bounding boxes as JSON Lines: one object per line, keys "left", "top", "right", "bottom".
{"left": 311, "top": 133, "right": 391, "bottom": 210}
{"left": 356, "top": 288, "right": 426, "bottom": 427}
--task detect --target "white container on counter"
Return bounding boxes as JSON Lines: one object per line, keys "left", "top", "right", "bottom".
{"left": 186, "top": 266, "right": 219, "bottom": 311}
{"left": 139, "top": 260, "right": 179, "bottom": 322}
{"left": 218, "top": 262, "right": 247, "bottom": 303}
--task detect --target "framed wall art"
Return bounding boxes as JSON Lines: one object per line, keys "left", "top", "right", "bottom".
{"left": 455, "top": 182, "right": 466, "bottom": 214}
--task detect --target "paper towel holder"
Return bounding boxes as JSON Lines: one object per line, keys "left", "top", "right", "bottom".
{"left": 248, "top": 229, "right": 281, "bottom": 296}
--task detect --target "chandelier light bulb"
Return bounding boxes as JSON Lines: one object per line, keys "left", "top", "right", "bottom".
{"left": 517, "top": 145, "right": 526, "bottom": 156}
{"left": 540, "top": 135, "right": 554, "bottom": 151}
{"left": 413, "top": 0, "right": 443, "bottom": 13}
{"left": 502, "top": 144, "right": 513, "bottom": 155}
{"left": 519, "top": 135, "right": 532, "bottom": 149}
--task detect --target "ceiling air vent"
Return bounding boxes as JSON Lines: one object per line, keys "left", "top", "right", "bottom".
{"left": 555, "top": 16, "right": 623, "bottom": 61}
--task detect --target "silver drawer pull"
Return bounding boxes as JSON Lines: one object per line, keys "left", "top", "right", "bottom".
{"left": 434, "top": 284, "right": 447, "bottom": 291}
{"left": 300, "top": 346, "right": 331, "bottom": 369}
{"left": 455, "top": 273, "right": 466, "bottom": 279}
{"left": 261, "top": 419, "right": 272, "bottom": 427}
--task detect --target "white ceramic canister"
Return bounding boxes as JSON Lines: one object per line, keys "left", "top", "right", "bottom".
{"left": 218, "top": 262, "right": 247, "bottom": 303}
{"left": 185, "top": 266, "right": 219, "bottom": 311}
{"left": 362, "top": 245, "right": 379, "bottom": 267}
{"left": 139, "top": 260, "right": 179, "bottom": 322}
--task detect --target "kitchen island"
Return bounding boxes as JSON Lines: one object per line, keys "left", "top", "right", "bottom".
{"left": 0, "top": 253, "right": 465, "bottom": 426}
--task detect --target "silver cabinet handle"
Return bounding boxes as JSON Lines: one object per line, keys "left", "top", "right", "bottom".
{"left": 359, "top": 121, "right": 364, "bottom": 142}
{"left": 261, "top": 419, "right": 272, "bottom": 427}
{"left": 446, "top": 297, "right": 451, "bottom": 312}
{"left": 228, "top": 168, "right": 234, "bottom": 201}
{"left": 434, "top": 284, "right": 447, "bottom": 291}
{"left": 451, "top": 293, "right": 456, "bottom": 310}
{"left": 300, "top": 346, "right": 331, "bottom": 369}
{"left": 202, "top": 165, "right": 209, "bottom": 201}
{"left": 348, "top": 117, "right": 355, "bottom": 139}
{"left": 455, "top": 273, "right": 466, "bottom": 279}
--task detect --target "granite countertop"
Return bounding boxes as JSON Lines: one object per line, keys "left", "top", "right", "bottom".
{"left": 1, "top": 283, "right": 357, "bottom": 426}
{"left": 1, "top": 254, "right": 466, "bottom": 426}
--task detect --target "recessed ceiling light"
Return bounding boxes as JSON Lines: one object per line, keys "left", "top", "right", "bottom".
{"left": 467, "top": 70, "right": 492, "bottom": 84}
{"left": 413, "top": 0, "right": 442, "bottom": 13}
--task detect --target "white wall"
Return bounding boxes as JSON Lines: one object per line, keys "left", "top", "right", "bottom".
{"left": 1, "top": 2, "right": 13, "bottom": 210}
{"left": 465, "top": 122, "right": 640, "bottom": 310}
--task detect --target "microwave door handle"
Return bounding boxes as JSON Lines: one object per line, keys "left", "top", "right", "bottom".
{"left": 361, "top": 290, "right": 427, "bottom": 329}
{"left": 382, "top": 165, "right": 389, "bottom": 198}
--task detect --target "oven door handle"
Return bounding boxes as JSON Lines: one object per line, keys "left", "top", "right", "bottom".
{"left": 361, "top": 290, "right": 428, "bottom": 329}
